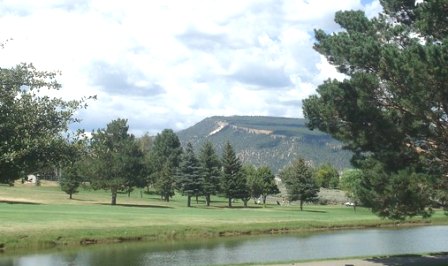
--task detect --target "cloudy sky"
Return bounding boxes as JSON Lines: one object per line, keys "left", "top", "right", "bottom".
{"left": 0, "top": 0, "right": 381, "bottom": 136}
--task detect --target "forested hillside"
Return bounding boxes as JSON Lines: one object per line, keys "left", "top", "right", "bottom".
{"left": 177, "top": 116, "right": 352, "bottom": 173}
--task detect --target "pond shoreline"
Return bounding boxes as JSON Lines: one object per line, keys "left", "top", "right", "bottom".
{"left": 1, "top": 218, "right": 446, "bottom": 255}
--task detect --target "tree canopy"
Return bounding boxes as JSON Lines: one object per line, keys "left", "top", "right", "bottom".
{"left": 198, "top": 141, "right": 221, "bottom": 206}
{"left": 149, "top": 129, "right": 182, "bottom": 202}
{"left": 279, "top": 158, "right": 319, "bottom": 211}
{"left": 0, "top": 63, "right": 90, "bottom": 184}
{"left": 89, "top": 118, "right": 145, "bottom": 205}
{"left": 177, "top": 142, "right": 202, "bottom": 207}
{"left": 303, "top": 0, "right": 448, "bottom": 218}
{"left": 221, "top": 142, "right": 249, "bottom": 207}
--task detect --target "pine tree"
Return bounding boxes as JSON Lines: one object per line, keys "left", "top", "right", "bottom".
{"left": 280, "top": 158, "right": 319, "bottom": 211}
{"left": 198, "top": 141, "right": 221, "bottom": 206}
{"left": 302, "top": 0, "right": 448, "bottom": 218}
{"left": 221, "top": 142, "right": 249, "bottom": 207}
{"left": 149, "top": 129, "right": 182, "bottom": 201}
{"left": 177, "top": 143, "right": 202, "bottom": 207}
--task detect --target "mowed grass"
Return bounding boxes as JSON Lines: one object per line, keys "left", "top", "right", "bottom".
{"left": 1, "top": 182, "right": 447, "bottom": 252}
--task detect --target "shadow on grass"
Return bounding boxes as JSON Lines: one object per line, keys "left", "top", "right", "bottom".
{"left": 98, "top": 203, "right": 173, "bottom": 209}
{"left": 69, "top": 198, "right": 94, "bottom": 202}
{"left": 0, "top": 200, "right": 41, "bottom": 205}
{"left": 301, "top": 209, "right": 327, "bottom": 213}
{"left": 366, "top": 253, "right": 448, "bottom": 266}
{"left": 215, "top": 205, "right": 263, "bottom": 209}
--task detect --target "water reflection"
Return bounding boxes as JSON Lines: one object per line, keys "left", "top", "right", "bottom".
{"left": 1, "top": 226, "right": 447, "bottom": 266}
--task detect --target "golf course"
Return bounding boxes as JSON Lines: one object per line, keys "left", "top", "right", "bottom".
{"left": 1, "top": 181, "right": 447, "bottom": 254}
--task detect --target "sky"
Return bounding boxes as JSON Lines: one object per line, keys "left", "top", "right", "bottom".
{"left": 0, "top": 0, "right": 382, "bottom": 136}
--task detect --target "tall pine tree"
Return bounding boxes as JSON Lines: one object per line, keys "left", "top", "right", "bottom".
{"left": 303, "top": 0, "right": 448, "bottom": 219}
{"left": 221, "top": 142, "right": 249, "bottom": 207}
{"left": 198, "top": 141, "right": 221, "bottom": 206}
{"left": 177, "top": 143, "right": 202, "bottom": 207}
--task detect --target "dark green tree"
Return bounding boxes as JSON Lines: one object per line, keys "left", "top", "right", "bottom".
{"left": 177, "top": 143, "right": 202, "bottom": 207}
{"left": 279, "top": 158, "right": 319, "bottom": 211}
{"left": 198, "top": 141, "right": 221, "bottom": 206}
{"left": 60, "top": 162, "right": 84, "bottom": 199}
{"left": 303, "top": 0, "right": 448, "bottom": 218}
{"left": 221, "top": 142, "right": 249, "bottom": 207}
{"left": 149, "top": 129, "right": 182, "bottom": 201}
{"left": 89, "top": 119, "right": 145, "bottom": 205}
{"left": 0, "top": 62, "right": 90, "bottom": 184}
{"left": 314, "top": 163, "right": 340, "bottom": 189}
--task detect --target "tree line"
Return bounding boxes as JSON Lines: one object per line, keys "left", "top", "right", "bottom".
{"left": 59, "top": 119, "right": 282, "bottom": 207}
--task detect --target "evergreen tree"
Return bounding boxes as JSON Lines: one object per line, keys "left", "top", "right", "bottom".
{"left": 59, "top": 162, "right": 83, "bottom": 199}
{"left": 198, "top": 141, "right": 221, "bottom": 206}
{"left": 148, "top": 129, "right": 182, "bottom": 201}
{"left": 221, "top": 142, "right": 249, "bottom": 207}
{"left": 280, "top": 158, "right": 319, "bottom": 211}
{"left": 303, "top": 0, "right": 448, "bottom": 218}
{"left": 89, "top": 119, "right": 145, "bottom": 205}
{"left": 177, "top": 143, "right": 202, "bottom": 207}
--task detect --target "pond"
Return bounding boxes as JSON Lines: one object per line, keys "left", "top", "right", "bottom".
{"left": 1, "top": 225, "right": 447, "bottom": 266}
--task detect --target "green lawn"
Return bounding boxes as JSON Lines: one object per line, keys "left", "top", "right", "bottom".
{"left": 1, "top": 182, "right": 447, "bottom": 252}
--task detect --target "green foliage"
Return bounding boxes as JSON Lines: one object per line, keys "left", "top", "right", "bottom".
{"left": 245, "top": 165, "right": 279, "bottom": 205}
{"left": 149, "top": 129, "right": 182, "bottom": 201}
{"left": 59, "top": 163, "right": 84, "bottom": 199}
{"left": 314, "top": 163, "right": 340, "bottom": 189}
{"left": 0, "top": 63, "right": 90, "bottom": 184}
{"left": 359, "top": 159, "right": 434, "bottom": 220}
{"left": 303, "top": 0, "right": 448, "bottom": 218}
{"left": 198, "top": 141, "right": 221, "bottom": 206}
{"left": 177, "top": 143, "right": 202, "bottom": 207}
{"left": 89, "top": 119, "right": 145, "bottom": 205}
{"left": 243, "top": 164, "right": 262, "bottom": 201}
{"left": 221, "top": 142, "right": 250, "bottom": 207}
{"left": 280, "top": 158, "right": 319, "bottom": 211}
{"left": 177, "top": 116, "right": 352, "bottom": 174}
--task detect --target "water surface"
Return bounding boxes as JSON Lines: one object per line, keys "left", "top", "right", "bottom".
{"left": 1, "top": 225, "right": 447, "bottom": 265}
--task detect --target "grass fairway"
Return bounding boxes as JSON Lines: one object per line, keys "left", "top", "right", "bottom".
{"left": 1, "top": 182, "right": 447, "bottom": 252}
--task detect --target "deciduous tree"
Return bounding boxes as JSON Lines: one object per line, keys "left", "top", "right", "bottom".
{"left": 0, "top": 62, "right": 90, "bottom": 184}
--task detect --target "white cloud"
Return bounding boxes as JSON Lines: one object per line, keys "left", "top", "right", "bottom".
{"left": 0, "top": 0, "right": 378, "bottom": 135}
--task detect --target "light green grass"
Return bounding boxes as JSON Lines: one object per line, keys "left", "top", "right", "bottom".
{"left": 1, "top": 182, "right": 447, "bottom": 252}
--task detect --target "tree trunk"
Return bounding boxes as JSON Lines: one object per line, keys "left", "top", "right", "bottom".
{"left": 111, "top": 188, "right": 117, "bottom": 205}
{"left": 300, "top": 199, "right": 303, "bottom": 211}
{"left": 187, "top": 195, "right": 191, "bottom": 207}
{"left": 206, "top": 194, "right": 211, "bottom": 206}
{"left": 263, "top": 195, "right": 267, "bottom": 206}
{"left": 165, "top": 194, "right": 170, "bottom": 202}
{"left": 228, "top": 197, "right": 232, "bottom": 207}
{"left": 243, "top": 199, "right": 248, "bottom": 207}
{"left": 196, "top": 194, "right": 199, "bottom": 204}
{"left": 69, "top": 193, "right": 73, "bottom": 199}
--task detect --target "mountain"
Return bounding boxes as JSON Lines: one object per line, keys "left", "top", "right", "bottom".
{"left": 176, "top": 116, "right": 352, "bottom": 174}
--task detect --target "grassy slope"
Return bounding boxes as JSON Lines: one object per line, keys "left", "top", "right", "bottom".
{"left": 1, "top": 182, "right": 447, "bottom": 252}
